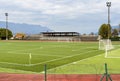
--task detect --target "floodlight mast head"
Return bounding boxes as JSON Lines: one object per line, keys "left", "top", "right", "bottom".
{"left": 5, "top": 13, "right": 8, "bottom": 16}
{"left": 106, "top": 2, "right": 111, "bottom": 7}
{"left": 5, "top": 13, "right": 8, "bottom": 40}
{"left": 119, "top": 24, "right": 120, "bottom": 34}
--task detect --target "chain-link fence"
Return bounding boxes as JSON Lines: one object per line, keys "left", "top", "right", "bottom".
{"left": 0, "top": 63, "right": 120, "bottom": 81}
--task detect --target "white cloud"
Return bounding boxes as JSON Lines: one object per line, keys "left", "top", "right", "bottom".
{"left": 0, "top": 0, "right": 120, "bottom": 33}
{"left": 1, "top": 0, "right": 105, "bottom": 16}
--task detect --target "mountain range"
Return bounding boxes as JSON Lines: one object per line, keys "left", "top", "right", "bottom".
{"left": 0, "top": 21, "right": 52, "bottom": 34}
{"left": 0, "top": 21, "right": 119, "bottom": 35}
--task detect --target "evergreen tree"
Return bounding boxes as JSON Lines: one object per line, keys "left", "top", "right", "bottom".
{"left": 0, "top": 28, "right": 13, "bottom": 40}
{"left": 98, "top": 24, "right": 112, "bottom": 39}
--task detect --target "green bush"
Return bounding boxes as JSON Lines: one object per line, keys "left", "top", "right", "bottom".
{"left": 111, "top": 37, "right": 120, "bottom": 41}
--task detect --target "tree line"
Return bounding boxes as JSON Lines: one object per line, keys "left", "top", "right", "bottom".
{"left": 0, "top": 24, "right": 119, "bottom": 40}
{"left": 99, "top": 24, "right": 120, "bottom": 40}
{"left": 0, "top": 28, "right": 13, "bottom": 40}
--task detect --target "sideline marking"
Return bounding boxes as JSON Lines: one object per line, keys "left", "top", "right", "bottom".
{"left": 7, "top": 52, "right": 62, "bottom": 57}
{"left": 0, "top": 62, "right": 28, "bottom": 66}
{"left": 0, "top": 50, "right": 99, "bottom": 67}
{"left": 30, "top": 50, "right": 99, "bottom": 66}
{"left": 47, "top": 53, "right": 103, "bottom": 73}
{"left": 8, "top": 47, "right": 42, "bottom": 52}
{"left": 106, "top": 57, "right": 120, "bottom": 58}
{"left": 0, "top": 67, "right": 39, "bottom": 73}
{"left": 105, "top": 47, "right": 120, "bottom": 58}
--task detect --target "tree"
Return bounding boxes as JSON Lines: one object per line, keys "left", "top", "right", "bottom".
{"left": 112, "top": 28, "right": 119, "bottom": 37}
{"left": 89, "top": 32, "right": 94, "bottom": 36}
{"left": 98, "top": 24, "right": 112, "bottom": 39}
{"left": 0, "top": 28, "right": 13, "bottom": 40}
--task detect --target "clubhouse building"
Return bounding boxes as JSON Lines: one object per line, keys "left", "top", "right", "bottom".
{"left": 24, "top": 32, "right": 98, "bottom": 41}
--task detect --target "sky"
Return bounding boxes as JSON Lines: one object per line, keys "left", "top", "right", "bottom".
{"left": 0, "top": 0, "right": 120, "bottom": 34}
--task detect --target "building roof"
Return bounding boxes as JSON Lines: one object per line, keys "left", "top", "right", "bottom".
{"left": 42, "top": 32, "right": 79, "bottom": 34}
{"left": 41, "top": 32, "right": 80, "bottom": 37}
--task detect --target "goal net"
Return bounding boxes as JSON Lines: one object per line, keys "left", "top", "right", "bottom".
{"left": 99, "top": 39, "right": 114, "bottom": 50}
{"left": 99, "top": 39, "right": 114, "bottom": 58}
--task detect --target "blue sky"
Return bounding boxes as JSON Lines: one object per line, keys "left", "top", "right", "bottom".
{"left": 0, "top": 0, "right": 120, "bottom": 34}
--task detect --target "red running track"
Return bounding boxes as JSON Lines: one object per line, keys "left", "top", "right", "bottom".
{"left": 0, "top": 73, "right": 120, "bottom": 81}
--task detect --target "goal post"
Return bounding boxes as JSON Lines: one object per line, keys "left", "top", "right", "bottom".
{"left": 98, "top": 39, "right": 114, "bottom": 58}
{"left": 99, "top": 39, "right": 114, "bottom": 50}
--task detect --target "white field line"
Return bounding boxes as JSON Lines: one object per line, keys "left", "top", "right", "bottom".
{"left": 8, "top": 52, "right": 29, "bottom": 55}
{"left": 0, "top": 50, "right": 99, "bottom": 66}
{"left": 6, "top": 45, "right": 97, "bottom": 57}
{"left": 106, "top": 47, "right": 120, "bottom": 58}
{"left": 35, "top": 54, "right": 62, "bottom": 57}
{"left": 0, "top": 46, "right": 98, "bottom": 66}
{"left": 10, "top": 45, "right": 43, "bottom": 47}
{"left": 6, "top": 46, "right": 60, "bottom": 54}
{"left": 4, "top": 45, "right": 96, "bottom": 53}
{"left": 0, "top": 49, "right": 16, "bottom": 51}
{"left": 30, "top": 50, "right": 99, "bottom": 66}
{"left": 114, "top": 45, "right": 120, "bottom": 46}
{"left": 0, "top": 62, "right": 28, "bottom": 66}
{"left": 0, "top": 51, "right": 103, "bottom": 73}
{"left": 8, "top": 47, "right": 43, "bottom": 52}
{"left": 105, "top": 57, "right": 120, "bottom": 58}
{"left": 47, "top": 53, "right": 104, "bottom": 73}
{"left": 0, "top": 47, "right": 42, "bottom": 54}
{"left": 7, "top": 51, "right": 62, "bottom": 57}
{"left": 0, "top": 67, "right": 39, "bottom": 74}
{"left": 0, "top": 46, "right": 100, "bottom": 73}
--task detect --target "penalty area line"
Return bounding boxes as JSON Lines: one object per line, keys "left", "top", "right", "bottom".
{"left": 0, "top": 62, "right": 30, "bottom": 66}
{"left": 47, "top": 52, "right": 104, "bottom": 73}
{"left": 0, "top": 67, "right": 39, "bottom": 74}
{"left": 31, "top": 50, "right": 99, "bottom": 66}
{"left": 105, "top": 57, "right": 120, "bottom": 58}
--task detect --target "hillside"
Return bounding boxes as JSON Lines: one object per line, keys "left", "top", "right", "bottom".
{"left": 0, "top": 21, "right": 52, "bottom": 34}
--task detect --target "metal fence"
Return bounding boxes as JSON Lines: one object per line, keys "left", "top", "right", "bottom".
{"left": 0, "top": 63, "right": 120, "bottom": 81}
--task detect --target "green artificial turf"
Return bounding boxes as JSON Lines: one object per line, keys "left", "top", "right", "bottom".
{"left": 0, "top": 41, "right": 119, "bottom": 74}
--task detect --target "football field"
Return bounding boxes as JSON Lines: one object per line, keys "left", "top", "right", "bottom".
{"left": 0, "top": 41, "right": 120, "bottom": 74}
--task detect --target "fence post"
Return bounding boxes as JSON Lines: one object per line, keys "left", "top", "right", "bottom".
{"left": 44, "top": 64, "right": 47, "bottom": 81}
{"left": 105, "top": 63, "right": 108, "bottom": 81}
{"left": 100, "top": 63, "right": 112, "bottom": 81}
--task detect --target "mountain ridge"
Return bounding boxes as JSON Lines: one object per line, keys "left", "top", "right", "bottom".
{"left": 0, "top": 21, "right": 52, "bottom": 34}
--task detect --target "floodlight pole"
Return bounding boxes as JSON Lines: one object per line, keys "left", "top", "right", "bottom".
{"left": 100, "top": 63, "right": 112, "bottom": 81}
{"left": 119, "top": 24, "right": 120, "bottom": 34}
{"left": 5, "top": 13, "right": 8, "bottom": 40}
{"left": 106, "top": 2, "right": 111, "bottom": 25}
{"left": 106, "top": 2, "right": 111, "bottom": 39}
{"left": 44, "top": 64, "right": 47, "bottom": 81}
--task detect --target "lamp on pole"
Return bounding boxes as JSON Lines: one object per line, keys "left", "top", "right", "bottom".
{"left": 106, "top": 2, "right": 111, "bottom": 39}
{"left": 106, "top": 2, "right": 111, "bottom": 24}
{"left": 5, "top": 13, "right": 8, "bottom": 40}
{"left": 118, "top": 24, "right": 120, "bottom": 35}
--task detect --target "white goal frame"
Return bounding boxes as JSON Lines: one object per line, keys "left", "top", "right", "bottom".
{"left": 98, "top": 39, "right": 114, "bottom": 58}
